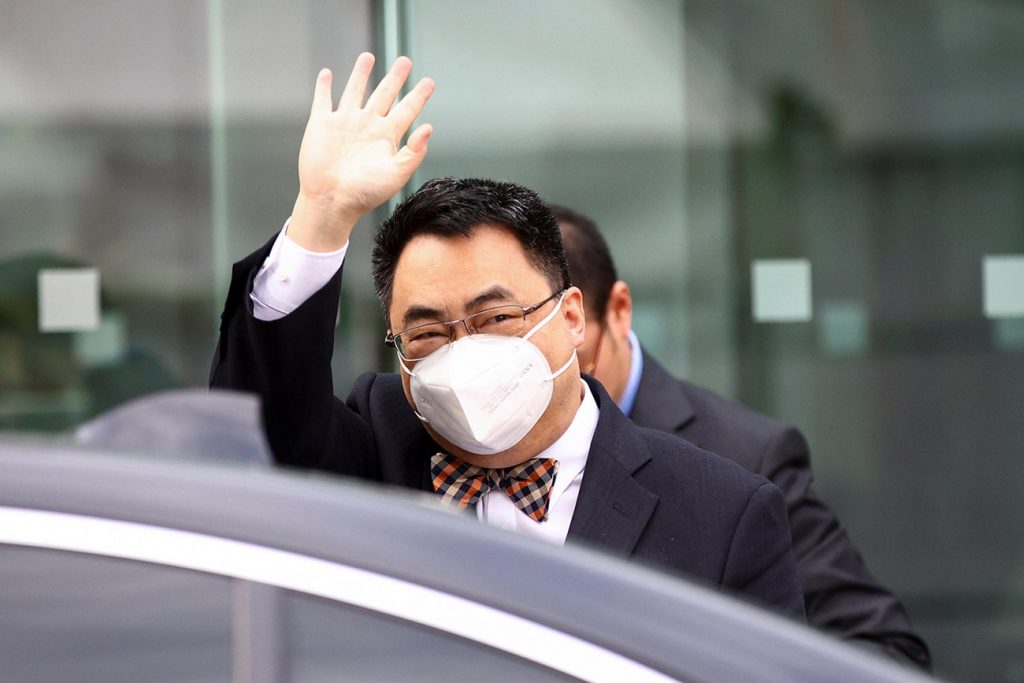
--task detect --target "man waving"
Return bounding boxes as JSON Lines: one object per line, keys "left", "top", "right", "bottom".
{"left": 211, "top": 53, "right": 804, "bottom": 617}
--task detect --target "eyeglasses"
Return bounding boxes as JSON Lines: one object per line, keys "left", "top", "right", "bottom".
{"left": 385, "top": 290, "right": 565, "bottom": 361}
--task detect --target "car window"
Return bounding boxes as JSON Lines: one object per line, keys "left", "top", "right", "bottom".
{"left": 282, "top": 588, "right": 580, "bottom": 682}
{"left": 0, "top": 546, "right": 233, "bottom": 683}
{"left": 0, "top": 544, "right": 583, "bottom": 683}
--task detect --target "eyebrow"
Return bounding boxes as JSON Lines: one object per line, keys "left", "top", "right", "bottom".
{"left": 464, "top": 285, "right": 516, "bottom": 314}
{"left": 401, "top": 304, "right": 446, "bottom": 327}
{"left": 400, "top": 285, "right": 518, "bottom": 328}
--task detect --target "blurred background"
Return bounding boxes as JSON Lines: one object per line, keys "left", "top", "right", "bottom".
{"left": 1, "top": 1, "right": 1022, "bottom": 680}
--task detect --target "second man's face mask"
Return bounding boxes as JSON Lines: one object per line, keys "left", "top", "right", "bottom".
{"left": 399, "top": 292, "right": 576, "bottom": 455}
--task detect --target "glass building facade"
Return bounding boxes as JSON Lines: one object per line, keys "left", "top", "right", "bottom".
{"left": 1, "top": 2, "right": 1022, "bottom": 680}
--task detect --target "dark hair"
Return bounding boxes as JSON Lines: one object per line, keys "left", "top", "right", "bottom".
{"left": 372, "top": 177, "right": 570, "bottom": 324}
{"left": 551, "top": 205, "right": 617, "bottom": 320}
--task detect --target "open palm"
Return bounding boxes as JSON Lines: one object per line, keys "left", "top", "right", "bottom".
{"left": 293, "top": 53, "right": 435, "bottom": 247}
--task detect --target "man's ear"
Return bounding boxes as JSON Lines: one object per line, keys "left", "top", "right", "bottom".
{"left": 605, "top": 280, "right": 633, "bottom": 339}
{"left": 562, "top": 286, "right": 588, "bottom": 349}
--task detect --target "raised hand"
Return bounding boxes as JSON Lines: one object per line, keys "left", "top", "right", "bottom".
{"left": 289, "top": 53, "right": 435, "bottom": 252}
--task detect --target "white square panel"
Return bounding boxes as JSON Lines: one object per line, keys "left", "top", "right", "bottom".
{"left": 38, "top": 268, "right": 100, "bottom": 332}
{"left": 983, "top": 255, "right": 1024, "bottom": 318}
{"left": 752, "top": 259, "right": 812, "bottom": 322}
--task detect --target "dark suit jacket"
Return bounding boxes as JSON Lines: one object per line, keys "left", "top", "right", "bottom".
{"left": 210, "top": 239, "right": 805, "bottom": 619}
{"left": 629, "top": 352, "right": 931, "bottom": 669}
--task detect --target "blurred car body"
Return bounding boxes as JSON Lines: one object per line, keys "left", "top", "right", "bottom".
{"left": 0, "top": 399, "right": 942, "bottom": 682}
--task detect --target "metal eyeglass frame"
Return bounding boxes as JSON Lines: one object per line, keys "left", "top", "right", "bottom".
{"left": 384, "top": 289, "right": 566, "bottom": 361}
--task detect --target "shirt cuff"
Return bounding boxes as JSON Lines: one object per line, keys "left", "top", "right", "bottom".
{"left": 250, "top": 220, "right": 348, "bottom": 321}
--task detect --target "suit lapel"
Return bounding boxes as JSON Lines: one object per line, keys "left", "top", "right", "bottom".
{"left": 370, "top": 373, "right": 440, "bottom": 493}
{"left": 629, "top": 349, "right": 697, "bottom": 440}
{"left": 567, "top": 378, "right": 658, "bottom": 558}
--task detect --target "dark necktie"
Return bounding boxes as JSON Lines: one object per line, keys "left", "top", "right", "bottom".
{"left": 430, "top": 453, "right": 560, "bottom": 523}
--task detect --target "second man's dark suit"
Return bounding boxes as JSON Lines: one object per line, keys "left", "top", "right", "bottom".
{"left": 210, "top": 238, "right": 805, "bottom": 619}
{"left": 628, "top": 352, "right": 931, "bottom": 669}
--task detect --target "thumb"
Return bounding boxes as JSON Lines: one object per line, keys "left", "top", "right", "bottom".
{"left": 405, "top": 123, "right": 433, "bottom": 155}
{"left": 396, "top": 123, "right": 433, "bottom": 169}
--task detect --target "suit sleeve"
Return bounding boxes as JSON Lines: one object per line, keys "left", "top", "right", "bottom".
{"left": 209, "top": 236, "right": 381, "bottom": 480}
{"left": 761, "top": 427, "right": 932, "bottom": 670}
{"left": 721, "top": 481, "right": 806, "bottom": 620}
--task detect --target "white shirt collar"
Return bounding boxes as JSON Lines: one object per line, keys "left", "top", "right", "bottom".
{"left": 476, "top": 379, "right": 599, "bottom": 545}
{"left": 534, "top": 379, "right": 598, "bottom": 510}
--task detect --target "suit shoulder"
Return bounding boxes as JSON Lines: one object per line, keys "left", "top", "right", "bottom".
{"left": 673, "top": 379, "right": 813, "bottom": 473}
{"left": 348, "top": 371, "right": 407, "bottom": 411}
{"left": 635, "top": 424, "right": 772, "bottom": 497}
{"left": 351, "top": 370, "right": 401, "bottom": 392}
{"left": 679, "top": 379, "right": 790, "bottom": 439}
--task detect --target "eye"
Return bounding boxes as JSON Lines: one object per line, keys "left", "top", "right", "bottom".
{"left": 474, "top": 308, "right": 523, "bottom": 332}
{"left": 407, "top": 326, "right": 446, "bottom": 342}
{"left": 483, "top": 313, "right": 513, "bottom": 325}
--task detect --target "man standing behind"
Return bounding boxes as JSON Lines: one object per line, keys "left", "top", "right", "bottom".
{"left": 555, "top": 205, "right": 931, "bottom": 670}
{"left": 210, "top": 53, "right": 805, "bottom": 617}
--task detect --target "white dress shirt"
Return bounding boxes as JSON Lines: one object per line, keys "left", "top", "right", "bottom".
{"left": 472, "top": 379, "right": 596, "bottom": 545}
{"left": 251, "top": 226, "right": 598, "bottom": 545}
{"left": 250, "top": 222, "right": 348, "bottom": 321}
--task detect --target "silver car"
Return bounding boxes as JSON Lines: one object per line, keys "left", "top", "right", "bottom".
{"left": 0, "top": 392, "right": 941, "bottom": 683}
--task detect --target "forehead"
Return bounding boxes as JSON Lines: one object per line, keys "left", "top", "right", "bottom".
{"left": 390, "top": 225, "right": 551, "bottom": 319}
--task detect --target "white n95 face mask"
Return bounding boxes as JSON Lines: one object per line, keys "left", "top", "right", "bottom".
{"left": 398, "top": 293, "right": 576, "bottom": 456}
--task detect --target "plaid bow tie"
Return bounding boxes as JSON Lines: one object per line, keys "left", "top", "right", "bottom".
{"left": 430, "top": 453, "right": 560, "bottom": 523}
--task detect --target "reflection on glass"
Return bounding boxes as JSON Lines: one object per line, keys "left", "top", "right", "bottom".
{"left": 0, "top": 1, "right": 375, "bottom": 431}
{"left": 0, "top": 547, "right": 232, "bottom": 683}
{"left": 283, "top": 589, "right": 576, "bottom": 683}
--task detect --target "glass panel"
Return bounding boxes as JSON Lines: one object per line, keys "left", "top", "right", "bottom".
{"left": 696, "top": 3, "right": 1024, "bottom": 681}
{"left": 399, "top": 1, "right": 1024, "bottom": 681}
{"left": 0, "top": 546, "right": 232, "bottom": 683}
{"left": 403, "top": 0, "right": 692, "bottom": 377}
{"left": 0, "top": 0, "right": 375, "bottom": 432}
{"left": 282, "top": 588, "right": 579, "bottom": 682}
